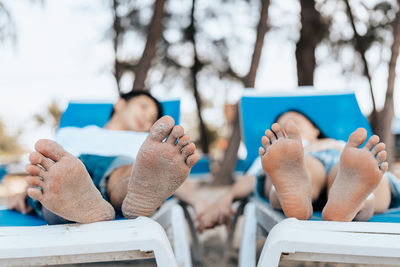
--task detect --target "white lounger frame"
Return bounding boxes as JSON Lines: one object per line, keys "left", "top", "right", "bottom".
{"left": 240, "top": 199, "right": 400, "bottom": 267}
{"left": 0, "top": 201, "right": 191, "bottom": 267}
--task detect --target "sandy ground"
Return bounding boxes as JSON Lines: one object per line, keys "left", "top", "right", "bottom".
{"left": 1, "top": 163, "right": 400, "bottom": 267}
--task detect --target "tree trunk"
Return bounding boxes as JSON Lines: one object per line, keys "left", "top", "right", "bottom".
{"left": 375, "top": 1, "right": 400, "bottom": 163}
{"left": 214, "top": 0, "right": 270, "bottom": 185}
{"left": 111, "top": 0, "right": 122, "bottom": 92}
{"left": 188, "top": 0, "right": 210, "bottom": 154}
{"left": 296, "top": 0, "right": 325, "bottom": 86}
{"left": 344, "top": 0, "right": 378, "bottom": 127}
{"left": 132, "top": 0, "right": 166, "bottom": 91}
{"left": 243, "top": 0, "right": 270, "bottom": 87}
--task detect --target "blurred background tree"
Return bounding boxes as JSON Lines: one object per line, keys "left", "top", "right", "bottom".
{"left": 0, "top": 119, "right": 23, "bottom": 158}
{"left": 0, "top": 0, "right": 44, "bottom": 160}
{"left": 33, "top": 101, "right": 63, "bottom": 129}
{"left": 104, "top": 0, "right": 400, "bottom": 184}
{"left": 2, "top": 0, "right": 399, "bottom": 182}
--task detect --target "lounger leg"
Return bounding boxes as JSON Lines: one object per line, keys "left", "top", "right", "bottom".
{"left": 227, "top": 198, "right": 247, "bottom": 248}
{"left": 239, "top": 203, "right": 257, "bottom": 267}
{"left": 154, "top": 201, "right": 192, "bottom": 267}
{"left": 180, "top": 201, "right": 202, "bottom": 264}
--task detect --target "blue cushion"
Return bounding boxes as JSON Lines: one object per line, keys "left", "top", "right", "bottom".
{"left": 311, "top": 210, "right": 400, "bottom": 223}
{"left": 0, "top": 165, "right": 6, "bottom": 182}
{"left": 59, "top": 99, "right": 181, "bottom": 129}
{"left": 0, "top": 209, "right": 47, "bottom": 226}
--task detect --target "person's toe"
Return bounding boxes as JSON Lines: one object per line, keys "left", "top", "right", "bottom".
{"left": 346, "top": 128, "right": 367, "bottom": 148}
{"left": 29, "top": 151, "right": 54, "bottom": 171}
{"left": 261, "top": 135, "right": 270, "bottom": 148}
{"left": 363, "top": 135, "right": 379, "bottom": 151}
{"left": 177, "top": 135, "right": 190, "bottom": 149}
{"left": 166, "top": 125, "right": 184, "bottom": 144}
{"left": 272, "top": 123, "right": 284, "bottom": 138}
{"left": 376, "top": 151, "right": 387, "bottom": 163}
{"left": 371, "top": 143, "right": 385, "bottom": 157}
{"left": 35, "top": 139, "right": 68, "bottom": 162}
{"left": 27, "top": 187, "right": 43, "bottom": 201}
{"left": 379, "top": 162, "right": 389, "bottom": 173}
{"left": 148, "top": 116, "right": 175, "bottom": 142}
{"left": 26, "top": 175, "right": 43, "bottom": 188}
{"left": 26, "top": 164, "right": 45, "bottom": 178}
{"left": 265, "top": 129, "right": 276, "bottom": 143}
{"left": 182, "top": 143, "right": 196, "bottom": 158}
{"left": 186, "top": 153, "right": 199, "bottom": 168}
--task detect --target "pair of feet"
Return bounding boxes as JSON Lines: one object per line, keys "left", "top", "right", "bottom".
{"left": 25, "top": 116, "right": 199, "bottom": 223}
{"left": 259, "top": 121, "right": 388, "bottom": 221}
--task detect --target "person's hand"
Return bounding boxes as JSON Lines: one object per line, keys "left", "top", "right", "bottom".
{"left": 191, "top": 198, "right": 209, "bottom": 216}
{"left": 196, "top": 193, "right": 235, "bottom": 233}
{"left": 7, "top": 191, "right": 32, "bottom": 214}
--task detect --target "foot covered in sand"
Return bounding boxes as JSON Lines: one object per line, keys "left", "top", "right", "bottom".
{"left": 259, "top": 121, "right": 313, "bottom": 220}
{"left": 122, "top": 116, "right": 199, "bottom": 218}
{"left": 322, "top": 129, "right": 388, "bottom": 221}
{"left": 26, "top": 139, "right": 115, "bottom": 223}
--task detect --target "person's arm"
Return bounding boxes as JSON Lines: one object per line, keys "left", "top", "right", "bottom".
{"left": 7, "top": 189, "right": 32, "bottom": 214}
{"left": 174, "top": 181, "right": 208, "bottom": 215}
{"left": 196, "top": 174, "right": 256, "bottom": 232}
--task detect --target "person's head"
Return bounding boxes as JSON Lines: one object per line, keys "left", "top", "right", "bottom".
{"left": 109, "top": 90, "right": 163, "bottom": 132}
{"left": 274, "top": 110, "right": 324, "bottom": 142}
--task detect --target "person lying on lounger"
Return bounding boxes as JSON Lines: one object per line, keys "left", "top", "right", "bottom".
{"left": 7, "top": 91, "right": 200, "bottom": 224}
{"left": 197, "top": 111, "right": 400, "bottom": 231}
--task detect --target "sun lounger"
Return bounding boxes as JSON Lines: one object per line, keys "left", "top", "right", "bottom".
{"left": 0, "top": 202, "right": 189, "bottom": 266}
{"left": 238, "top": 88, "right": 400, "bottom": 266}
{"left": 0, "top": 99, "right": 192, "bottom": 266}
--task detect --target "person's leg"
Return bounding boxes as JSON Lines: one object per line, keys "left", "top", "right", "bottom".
{"left": 122, "top": 116, "right": 199, "bottom": 218}
{"left": 322, "top": 129, "right": 389, "bottom": 221}
{"left": 259, "top": 121, "right": 313, "bottom": 219}
{"left": 26, "top": 139, "right": 115, "bottom": 224}
{"left": 106, "top": 165, "right": 132, "bottom": 212}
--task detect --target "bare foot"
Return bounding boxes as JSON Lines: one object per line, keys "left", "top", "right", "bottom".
{"left": 122, "top": 116, "right": 199, "bottom": 218}
{"left": 322, "top": 129, "right": 388, "bottom": 221}
{"left": 259, "top": 121, "right": 313, "bottom": 220}
{"left": 26, "top": 139, "right": 115, "bottom": 223}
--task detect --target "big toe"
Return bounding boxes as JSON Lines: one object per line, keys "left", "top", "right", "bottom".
{"left": 34, "top": 139, "right": 68, "bottom": 162}
{"left": 148, "top": 116, "right": 175, "bottom": 141}
{"left": 346, "top": 128, "right": 367, "bottom": 148}
{"left": 284, "top": 120, "right": 301, "bottom": 140}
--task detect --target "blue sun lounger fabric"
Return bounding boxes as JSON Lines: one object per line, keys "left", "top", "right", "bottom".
{"left": 240, "top": 89, "right": 400, "bottom": 223}
{"left": 1, "top": 99, "right": 181, "bottom": 227}
{"left": 59, "top": 99, "right": 181, "bottom": 128}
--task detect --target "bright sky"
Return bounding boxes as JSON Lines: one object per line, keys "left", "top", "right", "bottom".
{"left": 0, "top": 0, "right": 399, "bottom": 150}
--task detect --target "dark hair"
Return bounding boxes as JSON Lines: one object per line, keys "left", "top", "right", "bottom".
{"left": 110, "top": 90, "right": 163, "bottom": 121}
{"left": 273, "top": 109, "right": 326, "bottom": 139}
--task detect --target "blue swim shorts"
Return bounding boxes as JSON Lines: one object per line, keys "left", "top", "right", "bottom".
{"left": 386, "top": 172, "right": 400, "bottom": 209}
{"left": 308, "top": 149, "right": 341, "bottom": 175}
